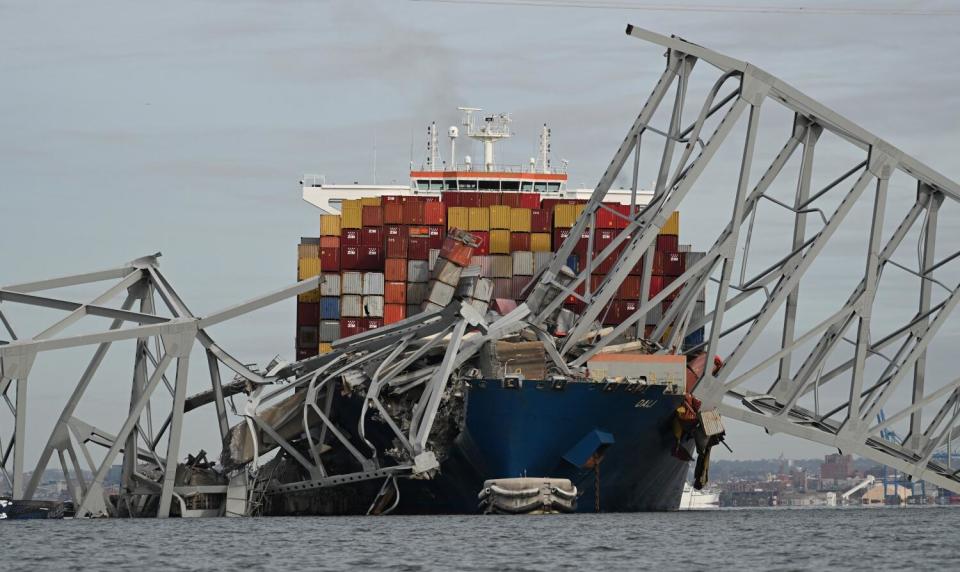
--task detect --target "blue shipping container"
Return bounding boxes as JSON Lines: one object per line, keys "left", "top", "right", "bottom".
{"left": 321, "top": 296, "right": 341, "bottom": 320}
{"left": 683, "top": 327, "right": 705, "bottom": 349}
{"left": 566, "top": 254, "right": 579, "bottom": 273}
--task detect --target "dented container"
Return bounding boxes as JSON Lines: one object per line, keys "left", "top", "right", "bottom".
{"left": 512, "top": 251, "right": 534, "bottom": 276}
{"left": 473, "top": 277, "right": 494, "bottom": 302}
{"left": 471, "top": 231, "right": 490, "bottom": 255}
{"left": 440, "top": 236, "right": 474, "bottom": 267}
{"left": 341, "top": 295, "right": 363, "bottom": 317}
{"left": 408, "top": 260, "right": 430, "bottom": 283}
{"left": 363, "top": 295, "right": 384, "bottom": 317}
{"left": 426, "top": 281, "right": 456, "bottom": 307}
{"left": 385, "top": 258, "right": 407, "bottom": 282}
{"left": 530, "top": 233, "right": 551, "bottom": 252}
{"left": 341, "top": 272, "right": 363, "bottom": 295}
{"left": 320, "top": 214, "right": 342, "bottom": 237}
{"left": 489, "top": 229, "right": 511, "bottom": 254}
{"left": 433, "top": 259, "right": 463, "bottom": 286}
{"left": 363, "top": 272, "right": 385, "bottom": 295}
{"left": 318, "top": 342, "right": 334, "bottom": 354}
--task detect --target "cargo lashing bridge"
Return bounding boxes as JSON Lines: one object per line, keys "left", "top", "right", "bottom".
{"left": 3, "top": 26, "right": 960, "bottom": 516}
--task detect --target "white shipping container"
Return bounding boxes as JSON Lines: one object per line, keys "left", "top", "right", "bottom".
{"left": 408, "top": 260, "right": 430, "bottom": 283}
{"left": 363, "top": 295, "right": 385, "bottom": 318}
{"left": 433, "top": 259, "right": 463, "bottom": 287}
{"left": 341, "top": 295, "right": 363, "bottom": 317}
{"left": 468, "top": 298, "right": 489, "bottom": 316}
{"left": 490, "top": 255, "right": 513, "bottom": 278}
{"left": 363, "top": 272, "right": 385, "bottom": 295}
{"left": 512, "top": 251, "right": 534, "bottom": 276}
{"left": 319, "top": 320, "right": 340, "bottom": 342}
{"left": 456, "top": 275, "right": 478, "bottom": 298}
{"left": 426, "top": 281, "right": 456, "bottom": 307}
{"left": 341, "top": 271, "right": 364, "bottom": 295}
{"left": 474, "top": 255, "right": 493, "bottom": 278}
{"left": 472, "top": 277, "right": 494, "bottom": 302}
{"left": 406, "top": 303, "right": 421, "bottom": 317}
{"left": 320, "top": 273, "right": 341, "bottom": 296}
{"left": 422, "top": 301, "right": 445, "bottom": 314}
{"left": 428, "top": 248, "right": 441, "bottom": 271}
{"left": 534, "top": 251, "right": 553, "bottom": 274}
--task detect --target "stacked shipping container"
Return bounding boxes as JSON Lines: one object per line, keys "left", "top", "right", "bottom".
{"left": 294, "top": 192, "right": 703, "bottom": 357}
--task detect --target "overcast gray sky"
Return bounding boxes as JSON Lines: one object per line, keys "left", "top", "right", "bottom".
{"left": 2, "top": 0, "right": 959, "bottom": 466}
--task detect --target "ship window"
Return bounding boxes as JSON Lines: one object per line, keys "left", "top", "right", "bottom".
{"left": 534, "top": 182, "right": 548, "bottom": 192}
{"left": 417, "top": 179, "right": 430, "bottom": 190}
{"left": 430, "top": 180, "right": 442, "bottom": 190}
{"left": 520, "top": 182, "right": 534, "bottom": 191}
{"left": 459, "top": 180, "right": 477, "bottom": 190}
{"left": 479, "top": 180, "right": 499, "bottom": 191}
{"left": 501, "top": 180, "right": 520, "bottom": 190}
{"left": 547, "top": 183, "right": 561, "bottom": 192}
{"left": 444, "top": 180, "right": 457, "bottom": 190}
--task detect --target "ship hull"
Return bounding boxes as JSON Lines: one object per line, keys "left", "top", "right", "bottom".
{"left": 394, "top": 380, "right": 689, "bottom": 513}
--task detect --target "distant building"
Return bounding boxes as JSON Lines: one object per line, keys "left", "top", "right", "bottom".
{"left": 821, "top": 453, "right": 853, "bottom": 480}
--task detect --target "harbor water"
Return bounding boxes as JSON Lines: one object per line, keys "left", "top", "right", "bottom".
{"left": 4, "top": 507, "right": 959, "bottom": 570}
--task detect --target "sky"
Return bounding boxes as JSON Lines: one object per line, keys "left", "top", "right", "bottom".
{"left": 2, "top": 0, "right": 959, "bottom": 470}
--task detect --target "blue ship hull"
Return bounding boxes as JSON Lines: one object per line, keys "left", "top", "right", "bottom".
{"left": 395, "top": 380, "right": 689, "bottom": 513}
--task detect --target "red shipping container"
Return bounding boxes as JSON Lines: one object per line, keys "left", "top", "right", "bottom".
{"left": 618, "top": 276, "right": 641, "bottom": 300}
{"left": 531, "top": 208, "right": 552, "bottom": 232}
{"left": 386, "top": 233, "right": 408, "bottom": 258}
{"left": 441, "top": 236, "right": 474, "bottom": 267}
{"left": 408, "top": 237, "right": 430, "bottom": 260}
{"left": 385, "top": 258, "right": 407, "bottom": 282}
{"left": 407, "top": 225, "right": 430, "bottom": 237}
{"left": 459, "top": 192, "right": 481, "bottom": 208}
{"left": 340, "top": 317, "right": 363, "bottom": 338}
{"left": 427, "top": 226, "right": 444, "bottom": 250}
{"left": 320, "top": 236, "right": 340, "bottom": 249}
{"left": 364, "top": 318, "right": 383, "bottom": 330}
{"left": 553, "top": 228, "right": 589, "bottom": 260}
{"left": 518, "top": 193, "right": 540, "bottom": 209}
{"left": 500, "top": 193, "right": 520, "bottom": 208}
{"left": 662, "top": 251, "right": 686, "bottom": 276}
{"left": 614, "top": 203, "right": 633, "bottom": 229}
{"left": 656, "top": 234, "right": 679, "bottom": 252}
{"left": 511, "top": 275, "right": 533, "bottom": 299}
{"left": 596, "top": 203, "right": 620, "bottom": 229}
{"left": 510, "top": 232, "right": 531, "bottom": 251}
{"left": 479, "top": 192, "right": 499, "bottom": 207}
{"left": 385, "top": 281, "right": 406, "bottom": 304}
{"left": 423, "top": 196, "right": 439, "bottom": 203}
{"left": 424, "top": 202, "right": 446, "bottom": 226}
{"left": 383, "top": 195, "right": 401, "bottom": 204}
{"left": 341, "top": 245, "right": 360, "bottom": 270}
{"left": 359, "top": 246, "right": 385, "bottom": 270}
{"left": 362, "top": 205, "right": 384, "bottom": 227}
{"left": 649, "top": 274, "right": 677, "bottom": 297}
{"left": 296, "top": 302, "right": 319, "bottom": 325}
{"left": 564, "top": 299, "right": 586, "bottom": 316}
{"left": 471, "top": 231, "right": 490, "bottom": 255}
{"left": 441, "top": 192, "right": 461, "bottom": 207}
{"left": 384, "top": 202, "right": 404, "bottom": 224}
{"left": 651, "top": 251, "right": 667, "bottom": 275}
{"left": 384, "top": 303, "right": 406, "bottom": 324}
{"left": 341, "top": 228, "right": 361, "bottom": 246}
{"left": 403, "top": 200, "right": 425, "bottom": 225}
{"left": 385, "top": 224, "right": 404, "bottom": 238}
{"left": 592, "top": 228, "right": 617, "bottom": 255}
{"left": 361, "top": 226, "right": 383, "bottom": 247}
{"left": 320, "top": 246, "right": 340, "bottom": 271}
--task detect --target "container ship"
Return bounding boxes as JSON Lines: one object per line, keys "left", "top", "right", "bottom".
{"left": 283, "top": 109, "right": 708, "bottom": 513}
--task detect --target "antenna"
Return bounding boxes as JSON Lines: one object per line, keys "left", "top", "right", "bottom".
{"left": 459, "top": 107, "right": 511, "bottom": 172}
{"left": 426, "top": 122, "right": 441, "bottom": 171}
{"left": 448, "top": 125, "right": 459, "bottom": 170}
{"left": 538, "top": 123, "right": 551, "bottom": 173}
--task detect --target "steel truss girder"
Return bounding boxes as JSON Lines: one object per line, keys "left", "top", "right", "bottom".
{"left": 0, "top": 255, "right": 320, "bottom": 516}
{"left": 526, "top": 26, "right": 960, "bottom": 494}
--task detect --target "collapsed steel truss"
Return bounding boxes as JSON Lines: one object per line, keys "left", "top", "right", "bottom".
{"left": 526, "top": 27, "right": 960, "bottom": 493}
{"left": 4, "top": 25, "right": 960, "bottom": 518}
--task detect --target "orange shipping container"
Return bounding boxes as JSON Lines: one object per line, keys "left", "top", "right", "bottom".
{"left": 424, "top": 201, "right": 446, "bottom": 226}
{"left": 385, "top": 281, "right": 407, "bottom": 304}
{"left": 384, "top": 303, "right": 406, "bottom": 324}
{"left": 385, "top": 258, "right": 407, "bottom": 282}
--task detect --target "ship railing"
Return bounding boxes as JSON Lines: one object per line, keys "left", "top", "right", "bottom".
{"left": 301, "top": 173, "right": 326, "bottom": 187}
{"left": 416, "top": 163, "right": 567, "bottom": 175}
